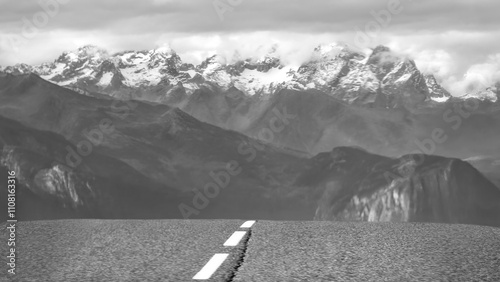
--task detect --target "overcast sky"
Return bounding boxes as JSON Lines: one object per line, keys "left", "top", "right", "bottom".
{"left": 1, "top": 0, "right": 499, "bottom": 93}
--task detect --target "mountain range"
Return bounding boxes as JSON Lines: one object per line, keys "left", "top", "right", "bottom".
{"left": 1, "top": 42, "right": 499, "bottom": 226}
{"left": 1, "top": 44, "right": 498, "bottom": 106}
{"left": 3, "top": 44, "right": 499, "bottom": 158}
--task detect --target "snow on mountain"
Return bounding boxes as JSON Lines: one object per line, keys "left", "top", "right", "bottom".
{"left": 458, "top": 86, "right": 499, "bottom": 102}
{"left": 40, "top": 45, "right": 109, "bottom": 85}
{"left": 377, "top": 57, "right": 429, "bottom": 107}
{"left": 190, "top": 46, "right": 296, "bottom": 95}
{"left": 1, "top": 63, "right": 34, "bottom": 75}
{"left": 2, "top": 43, "right": 498, "bottom": 105}
{"left": 290, "top": 43, "right": 365, "bottom": 93}
{"left": 424, "top": 74, "right": 451, "bottom": 102}
{"left": 333, "top": 60, "right": 380, "bottom": 104}
{"left": 196, "top": 54, "right": 232, "bottom": 88}
{"left": 229, "top": 47, "right": 295, "bottom": 95}
{"left": 105, "top": 46, "right": 190, "bottom": 88}
{"left": 254, "top": 44, "right": 282, "bottom": 71}
{"left": 97, "top": 71, "right": 113, "bottom": 87}
{"left": 233, "top": 67, "right": 294, "bottom": 95}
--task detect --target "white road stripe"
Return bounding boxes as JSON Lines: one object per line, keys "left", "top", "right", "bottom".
{"left": 193, "top": 253, "right": 229, "bottom": 280}
{"left": 240, "top": 220, "right": 256, "bottom": 228}
{"left": 223, "top": 231, "right": 247, "bottom": 247}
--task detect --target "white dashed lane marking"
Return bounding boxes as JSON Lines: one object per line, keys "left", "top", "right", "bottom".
{"left": 223, "top": 231, "right": 247, "bottom": 247}
{"left": 192, "top": 220, "right": 256, "bottom": 280}
{"left": 193, "top": 253, "right": 229, "bottom": 280}
{"left": 240, "top": 220, "right": 256, "bottom": 228}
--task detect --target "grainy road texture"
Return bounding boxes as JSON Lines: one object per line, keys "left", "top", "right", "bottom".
{"left": 234, "top": 221, "right": 500, "bottom": 282}
{"left": 1, "top": 220, "right": 248, "bottom": 282}
{"left": 1, "top": 220, "right": 499, "bottom": 281}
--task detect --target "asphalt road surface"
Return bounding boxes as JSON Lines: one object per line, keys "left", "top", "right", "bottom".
{"left": 2, "top": 220, "right": 500, "bottom": 281}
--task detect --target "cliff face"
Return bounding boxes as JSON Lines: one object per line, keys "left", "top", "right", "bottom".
{"left": 1, "top": 146, "right": 93, "bottom": 210}
{"left": 0, "top": 115, "right": 185, "bottom": 220}
{"left": 307, "top": 148, "right": 500, "bottom": 227}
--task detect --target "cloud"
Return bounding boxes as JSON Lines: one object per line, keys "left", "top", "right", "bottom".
{"left": 441, "top": 54, "right": 500, "bottom": 96}
{"left": 0, "top": 0, "right": 499, "bottom": 94}
{"left": 1, "top": 0, "right": 498, "bottom": 34}
{"left": 410, "top": 49, "right": 454, "bottom": 78}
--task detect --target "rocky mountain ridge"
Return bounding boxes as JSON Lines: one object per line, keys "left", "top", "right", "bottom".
{"left": 305, "top": 147, "right": 500, "bottom": 226}
{"left": 2, "top": 43, "right": 498, "bottom": 108}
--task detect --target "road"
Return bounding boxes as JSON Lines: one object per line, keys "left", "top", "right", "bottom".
{"left": 2, "top": 220, "right": 500, "bottom": 281}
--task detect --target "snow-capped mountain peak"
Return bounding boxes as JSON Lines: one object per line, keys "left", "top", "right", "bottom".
{"left": 458, "top": 86, "right": 499, "bottom": 102}
{"left": 0, "top": 63, "right": 33, "bottom": 75}
{"left": 152, "top": 45, "right": 175, "bottom": 56}
{"left": 2, "top": 43, "right": 498, "bottom": 106}
{"left": 198, "top": 54, "right": 227, "bottom": 74}
{"left": 57, "top": 45, "right": 108, "bottom": 64}
{"left": 312, "top": 42, "right": 364, "bottom": 61}
{"left": 255, "top": 45, "right": 280, "bottom": 65}
{"left": 424, "top": 74, "right": 451, "bottom": 102}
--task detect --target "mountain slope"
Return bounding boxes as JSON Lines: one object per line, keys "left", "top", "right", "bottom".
{"left": 1, "top": 73, "right": 498, "bottom": 226}
{"left": 0, "top": 115, "right": 184, "bottom": 220}
{"left": 0, "top": 73, "right": 313, "bottom": 220}
{"left": 298, "top": 147, "right": 500, "bottom": 227}
{"left": 240, "top": 88, "right": 500, "bottom": 158}
{"left": 0, "top": 73, "right": 306, "bottom": 188}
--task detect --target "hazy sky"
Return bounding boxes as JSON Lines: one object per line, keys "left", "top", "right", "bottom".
{"left": 1, "top": 0, "right": 499, "bottom": 93}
